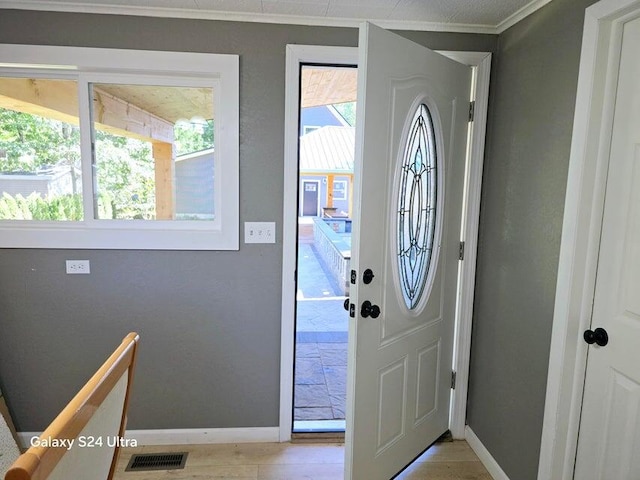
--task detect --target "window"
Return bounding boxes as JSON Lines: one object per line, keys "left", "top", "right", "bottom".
{"left": 396, "top": 103, "right": 439, "bottom": 310}
{"left": 0, "top": 45, "right": 239, "bottom": 250}
{"left": 333, "top": 180, "right": 347, "bottom": 200}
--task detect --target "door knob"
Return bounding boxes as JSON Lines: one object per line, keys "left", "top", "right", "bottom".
{"left": 583, "top": 327, "right": 609, "bottom": 347}
{"left": 361, "top": 300, "right": 381, "bottom": 319}
{"left": 343, "top": 298, "right": 350, "bottom": 311}
{"left": 363, "top": 269, "right": 375, "bottom": 284}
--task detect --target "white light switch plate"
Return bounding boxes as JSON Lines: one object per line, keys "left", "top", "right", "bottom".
{"left": 244, "top": 222, "right": 276, "bottom": 244}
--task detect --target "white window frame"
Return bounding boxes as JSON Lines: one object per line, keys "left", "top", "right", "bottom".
{"left": 332, "top": 179, "right": 347, "bottom": 200}
{"left": 0, "top": 44, "right": 239, "bottom": 250}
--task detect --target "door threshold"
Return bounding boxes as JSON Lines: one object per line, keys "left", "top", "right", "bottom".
{"left": 293, "top": 419, "right": 345, "bottom": 433}
{"left": 292, "top": 432, "right": 345, "bottom": 443}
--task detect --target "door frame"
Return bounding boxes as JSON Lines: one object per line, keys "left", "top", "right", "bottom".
{"left": 279, "top": 43, "right": 491, "bottom": 442}
{"left": 538, "top": 0, "right": 640, "bottom": 478}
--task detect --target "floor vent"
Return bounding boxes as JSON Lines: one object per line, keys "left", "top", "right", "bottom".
{"left": 125, "top": 452, "right": 188, "bottom": 471}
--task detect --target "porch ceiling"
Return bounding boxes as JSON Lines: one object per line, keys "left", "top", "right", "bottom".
{"left": 301, "top": 67, "right": 358, "bottom": 108}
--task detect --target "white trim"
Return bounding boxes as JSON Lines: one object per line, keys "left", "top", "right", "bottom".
{"left": 465, "top": 426, "right": 511, "bottom": 480}
{"left": 448, "top": 51, "right": 492, "bottom": 440}
{"left": 538, "top": 1, "right": 640, "bottom": 479}
{"left": 0, "top": 0, "right": 553, "bottom": 34}
{"left": 17, "top": 427, "right": 279, "bottom": 448}
{"left": 279, "top": 44, "right": 490, "bottom": 443}
{"left": 495, "top": 0, "right": 555, "bottom": 33}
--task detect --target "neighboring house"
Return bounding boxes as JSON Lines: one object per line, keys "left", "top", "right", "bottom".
{"left": 0, "top": 166, "right": 77, "bottom": 199}
{"left": 299, "top": 104, "right": 350, "bottom": 136}
{"left": 299, "top": 126, "right": 354, "bottom": 217}
{"left": 175, "top": 148, "right": 215, "bottom": 220}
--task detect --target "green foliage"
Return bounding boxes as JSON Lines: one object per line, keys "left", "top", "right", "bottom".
{"left": 174, "top": 119, "right": 214, "bottom": 156}
{"left": 0, "top": 192, "right": 81, "bottom": 220}
{"left": 0, "top": 192, "right": 116, "bottom": 221}
{"left": 94, "top": 134, "right": 155, "bottom": 219}
{"left": 0, "top": 108, "right": 80, "bottom": 172}
{"left": 0, "top": 107, "right": 215, "bottom": 221}
{"left": 332, "top": 102, "right": 356, "bottom": 127}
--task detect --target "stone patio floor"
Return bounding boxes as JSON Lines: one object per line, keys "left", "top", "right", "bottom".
{"left": 294, "top": 222, "right": 348, "bottom": 424}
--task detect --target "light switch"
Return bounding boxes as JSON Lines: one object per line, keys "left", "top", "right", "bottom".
{"left": 244, "top": 222, "right": 276, "bottom": 244}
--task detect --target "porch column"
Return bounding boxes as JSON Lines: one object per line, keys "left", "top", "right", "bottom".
{"left": 327, "top": 173, "right": 335, "bottom": 208}
{"left": 152, "top": 142, "right": 175, "bottom": 220}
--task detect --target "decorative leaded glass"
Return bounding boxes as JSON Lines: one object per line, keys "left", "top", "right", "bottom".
{"left": 397, "top": 103, "right": 438, "bottom": 310}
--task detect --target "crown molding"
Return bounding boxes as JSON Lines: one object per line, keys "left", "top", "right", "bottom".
{"left": 496, "top": 0, "right": 555, "bottom": 32}
{"left": 0, "top": 0, "right": 556, "bottom": 34}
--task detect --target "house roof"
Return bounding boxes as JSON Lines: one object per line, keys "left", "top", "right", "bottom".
{"left": 299, "top": 126, "right": 354, "bottom": 174}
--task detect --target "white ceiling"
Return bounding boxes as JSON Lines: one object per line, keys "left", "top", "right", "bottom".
{"left": 0, "top": 0, "right": 554, "bottom": 33}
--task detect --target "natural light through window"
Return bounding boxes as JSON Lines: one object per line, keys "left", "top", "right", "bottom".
{"left": 0, "top": 44, "right": 238, "bottom": 249}
{"left": 0, "top": 77, "right": 83, "bottom": 221}
{"left": 89, "top": 83, "right": 215, "bottom": 221}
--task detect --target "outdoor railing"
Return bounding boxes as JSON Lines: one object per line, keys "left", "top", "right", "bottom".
{"left": 313, "top": 217, "right": 351, "bottom": 295}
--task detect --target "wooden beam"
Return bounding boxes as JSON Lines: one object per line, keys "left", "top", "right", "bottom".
{"left": 0, "top": 79, "right": 79, "bottom": 126}
{"left": 0, "top": 78, "right": 174, "bottom": 144}
{"left": 152, "top": 142, "right": 175, "bottom": 220}
{"left": 93, "top": 88, "right": 174, "bottom": 144}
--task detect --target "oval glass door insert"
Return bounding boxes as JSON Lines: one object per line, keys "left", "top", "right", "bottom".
{"left": 397, "top": 103, "right": 438, "bottom": 310}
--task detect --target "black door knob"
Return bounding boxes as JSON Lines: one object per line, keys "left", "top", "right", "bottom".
{"left": 583, "top": 327, "right": 609, "bottom": 347}
{"left": 363, "top": 269, "right": 375, "bottom": 284}
{"left": 343, "top": 298, "right": 350, "bottom": 311}
{"left": 361, "top": 300, "right": 381, "bottom": 319}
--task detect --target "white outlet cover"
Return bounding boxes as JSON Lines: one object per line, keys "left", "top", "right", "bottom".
{"left": 244, "top": 222, "right": 276, "bottom": 244}
{"left": 66, "top": 260, "right": 91, "bottom": 274}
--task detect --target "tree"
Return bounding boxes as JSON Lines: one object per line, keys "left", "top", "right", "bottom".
{"left": 174, "top": 119, "right": 214, "bottom": 156}
{"left": 0, "top": 108, "right": 80, "bottom": 173}
{"left": 1, "top": 107, "right": 215, "bottom": 220}
{"left": 332, "top": 102, "right": 356, "bottom": 126}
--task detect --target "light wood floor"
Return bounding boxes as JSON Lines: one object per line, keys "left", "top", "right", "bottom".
{"left": 113, "top": 439, "right": 492, "bottom": 480}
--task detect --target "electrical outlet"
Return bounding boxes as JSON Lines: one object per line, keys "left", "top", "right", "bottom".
{"left": 244, "top": 222, "right": 276, "bottom": 244}
{"left": 66, "top": 260, "right": 91, "bottom": 274}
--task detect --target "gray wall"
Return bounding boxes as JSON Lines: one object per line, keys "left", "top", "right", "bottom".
{"left": 466, "top": 0, "right": 597, "bottom": 478}
{"left": 0, "top": 10, "right": 496, "bottom": 432}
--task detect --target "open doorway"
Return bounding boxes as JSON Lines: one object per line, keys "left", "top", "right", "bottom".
{"left": 293, "top": 64, "right": 357, "bottom": 433}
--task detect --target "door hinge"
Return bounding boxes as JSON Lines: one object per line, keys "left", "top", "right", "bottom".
{"left": 459, "top": 241, "right": 465, "bottom": 261}
{"left": 350, "top": 270, "right": 357, "bottom": 285}
{"left": 469, "top": 101, "right": 475, "bottom": 122}
{"left": 451, "top": 371, "right": 457, "bottom": 390}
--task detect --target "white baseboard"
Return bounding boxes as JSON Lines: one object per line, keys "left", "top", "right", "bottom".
{"left": 465, "top": 426, "right": 510, "bottom": 480}
{"left": 125, "top": 427, "right": 280, "bottom": 445}
{"left": 18, "top": 427, "right": 280, "bottom": 449}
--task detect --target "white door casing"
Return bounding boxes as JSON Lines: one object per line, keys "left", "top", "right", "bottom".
{"left": 345, "top": 23, "right": 471, "bottom": 480}
{"left": 538, "top": 1, "right": 640, "bottom": 479}
{"left": 279, "top": 46, "right": 490, "bottom": 443}
{"left": 573, "top": 14, "right": 640, "bottom": 479}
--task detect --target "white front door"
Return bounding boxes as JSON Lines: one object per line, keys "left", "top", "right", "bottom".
{"left": 574, "top": 14, "right": 640, "bottom": 479}
{"left": 345, "top": 24, "right": 471, "bottom": 480}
